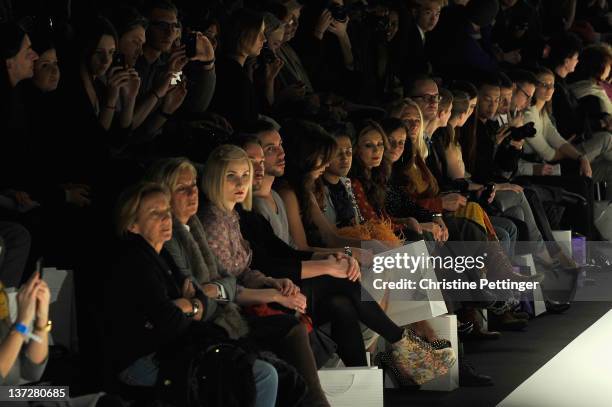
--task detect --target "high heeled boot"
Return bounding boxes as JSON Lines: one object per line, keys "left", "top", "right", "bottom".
{"left": 278, "top": 324, "right": 330, "bottom": 407}
{"left": 377, "top": 328, "right": 456, "bottom": 386}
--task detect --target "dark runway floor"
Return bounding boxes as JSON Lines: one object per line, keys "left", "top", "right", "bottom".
{"left": 385, "top": 301, "right": 612, "bottom": 407}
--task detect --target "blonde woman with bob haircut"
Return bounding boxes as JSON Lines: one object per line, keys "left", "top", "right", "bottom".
{"left": 202, "top": 144, "right": 255, "bottom": 211}
{"left": 198, "top": 146, "right": 332, "bottom": 406}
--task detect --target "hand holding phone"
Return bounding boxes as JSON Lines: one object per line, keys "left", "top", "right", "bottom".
{"left": 184, "top": 32, "right": 197, "bottom": 59}
{"left": 111, "top": 52, "right": 126, "bottom": 70}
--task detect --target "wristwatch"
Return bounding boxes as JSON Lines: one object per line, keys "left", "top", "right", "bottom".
{"left": 213, "top": 283, "right": 228, "bottom": 300}
{"left": 344, "top": 246, "right": 353, "bottom": 257}
{"left": 185, "top": 300, "right": 200, "bottom": 318}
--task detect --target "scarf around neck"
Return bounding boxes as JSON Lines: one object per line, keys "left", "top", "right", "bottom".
{"left": 173, "top": 216, "right": 249, "bottom": 339}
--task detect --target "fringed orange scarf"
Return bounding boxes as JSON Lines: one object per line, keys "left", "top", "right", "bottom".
{"left": 337, "top": 218, "right": 404, "bottom": 248}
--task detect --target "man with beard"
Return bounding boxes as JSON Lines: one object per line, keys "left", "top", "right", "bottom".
{"left": 247, "top": 121, "right": 295, "bottom": 247}
{"left": 231, "top": 128, "right": 360, "bottom": 284}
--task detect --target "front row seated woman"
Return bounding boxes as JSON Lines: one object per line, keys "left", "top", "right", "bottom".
{"left": 110, "top": 183, "right": 279, "bottom": 407}
{"left": 149, "top": 146, "right": 455, "bottom": 388}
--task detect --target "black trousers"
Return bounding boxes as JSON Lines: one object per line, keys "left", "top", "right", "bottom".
{"left": 302, "top": 276, "right": 403, "bottom": 367}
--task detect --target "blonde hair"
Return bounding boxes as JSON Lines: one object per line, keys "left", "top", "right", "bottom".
{"left": 202, "top": 144, "right": 254, "bottom": 211}
{"left": 146, "top": 157, "right": 198, "bottom": 193}
{"left": 389, "top": 98, "right": 428, "bottom": 160}
{"left": 115, "top": 182, "right": 170, "bottom": 237}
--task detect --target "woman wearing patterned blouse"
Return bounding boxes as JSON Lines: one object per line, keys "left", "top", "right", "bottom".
{"left": 199, "top": 144, "right": 331, "bottom": 407}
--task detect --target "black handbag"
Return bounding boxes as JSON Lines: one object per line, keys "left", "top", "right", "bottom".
{"left": 155, "top": 324, "right": 256, "bottom": 407}
{"left": 305, "top": 315, "right": 338, "bottom": 369}
{"left": 257, "top": 351, "right": 307, "bottom": 407}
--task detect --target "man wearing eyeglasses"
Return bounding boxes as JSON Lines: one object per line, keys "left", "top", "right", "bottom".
{"left": 407, "top": 76, "right": 475, "bottom": 211}
{"left": 508, "top": 69, "right": 537, "bottom": 114}
{"left": 407, "top": 76, "right": 441, "bottom": 136}
{"left": 505, "top": 70, "right": 555, "bottom": 176}
{"left": 494, "top": 72, "right": 515, "bottom": 128}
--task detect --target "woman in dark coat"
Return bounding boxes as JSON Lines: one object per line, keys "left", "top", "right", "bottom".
{"left": 109, "top": 182, "right": 278, "bottom": 407}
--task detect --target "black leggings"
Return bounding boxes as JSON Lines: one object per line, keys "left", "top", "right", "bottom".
{"left": 302, "top": 276, "right": 403, "bottom": 367}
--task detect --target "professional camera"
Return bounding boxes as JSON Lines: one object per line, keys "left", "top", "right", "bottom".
{"left": 509, "top": 122, "right": 536, "bottom": 141}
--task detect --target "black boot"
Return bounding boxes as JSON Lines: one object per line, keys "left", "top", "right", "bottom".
{"left": 489, "top": 311, "right": 528, "bottom": 331}
{"left": 545, "top": 300, "right": 571, "bottom": 314}
{"left": 459, "top": 356, "right": 494, "bottom": 387}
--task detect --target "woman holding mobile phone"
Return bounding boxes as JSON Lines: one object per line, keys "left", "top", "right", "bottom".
{"left": 0, "top": 272, "right": 50, "bottom": 385}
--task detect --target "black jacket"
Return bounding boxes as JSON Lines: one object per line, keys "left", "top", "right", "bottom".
{"left": 209, "top": 56, "right": 259, "bottom": 131}
{"left": 390, "top": 12, "right": 431, "bottom": 89}
{"left": 109, "top": 234, "right": 195, "bottom": 373}
{"left": 468, "top": 120, "right": 521, "bottom": 184}
{"left": 552, "top": 74, "right": 605, "bottom": 141}
{"left": 237, "top": 207, "right": 312, "bottom": 286}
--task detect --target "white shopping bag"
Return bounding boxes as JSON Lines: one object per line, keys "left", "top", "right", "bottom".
{"left": 365, "top": 240, "right": 447, "bottom": 326}
{"left": 319, "top": 367, "right": 383, "bottom": 407}
{"left": 420, "top": 315, "right": 459, "bottom": 392}
{"left": 594, "top": 201, "right": 612, "bottom": 241}
{"left": 552, "top": 230, "right": 573, "bottom": 257}
{"left": 514, "top": 254, "right": 546, "bottom": 317}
